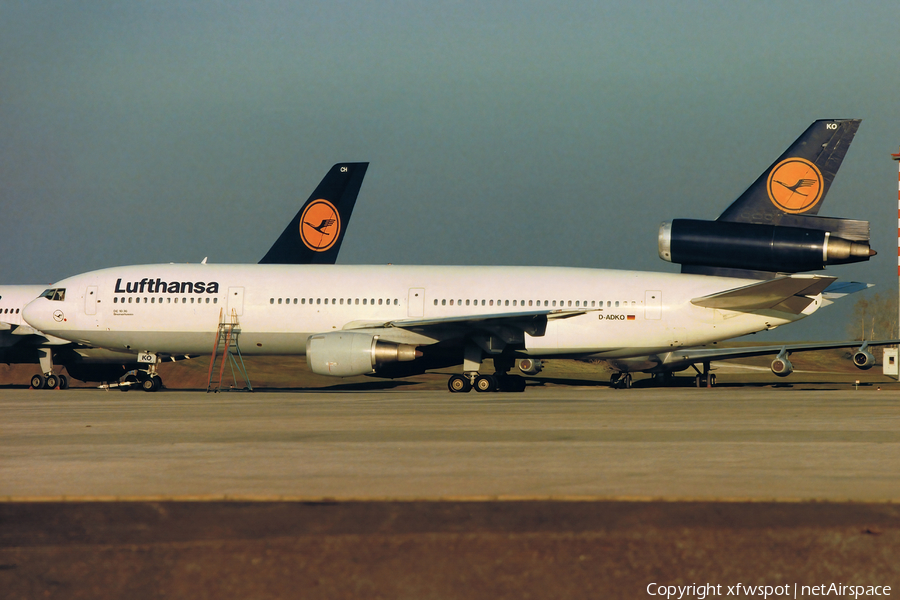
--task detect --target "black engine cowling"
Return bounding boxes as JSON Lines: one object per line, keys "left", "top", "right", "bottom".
{"left": 659, "top": 219, "right": 873, "bottom": 273}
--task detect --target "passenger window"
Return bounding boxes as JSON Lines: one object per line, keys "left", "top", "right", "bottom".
{"left": 363, "top": 299, "right": 367, "bottom": 305}
{"left": 450, "top": 300, "right": 454, "bottom": 306}
{"left": 442, "top": 299, "right": 446, "bottom": 306}
{"left": 278, "top": 298, "right": 282, "bottom": 305}
{"left": 490, "top": 300, "right": 494, "bottom": 306}
{"left": 378, "top": 299, "right": 382, "bottom": 305}
{"left": 505, "top": 300, "right": 509, "bottom": 306}
{"left": 615, "top": 301, "right": 619, "bottom": 307}
{"left": 465, "top": 300, "right": 470, "bottom": 306}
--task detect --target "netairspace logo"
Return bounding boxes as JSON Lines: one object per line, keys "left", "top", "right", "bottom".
{"left": 646, "top": 582, "right": 891, "bottom": 599}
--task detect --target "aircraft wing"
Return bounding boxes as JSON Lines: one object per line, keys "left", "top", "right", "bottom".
{"left": 343, "top": 308, "right": 593, "bottom": 341}
{"left": 691, "top": 275, "right": 836, "bottom": 314}
{"left": 657, "top": 340, "right": 900, "bottom": 371}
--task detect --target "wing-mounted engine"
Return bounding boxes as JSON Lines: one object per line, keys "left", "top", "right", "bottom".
{"left": 659, "top": 218, "right": 874, "bottom": 275}
{"left": 517, "top": 358, "right": 543, "bottom": 375}
{"left": 852, "top": 343, "right": 875, "bottom": 370}
{"left": 771, "top": 349, "right": 793, "bottom": 377}
{"left": 306, "top": 332, "right": 421, "bottom": 377}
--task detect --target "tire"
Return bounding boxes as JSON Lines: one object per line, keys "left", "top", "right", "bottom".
{"left": 151, "top": 375, "right": 163, "bottom": 391}
{"left": 474, "top": 374, "right": 496, "bottom": 393}
{"left": 45, "top": 374, "right": 59, "bottom": 389}
{"left": 448, "top": 374, "right": 471, "bottom": 393}
{"left": 142, "top": 377, "right": 158, "bottom": 392}
{"left": 30, "top": 374, "right": 45, "bottom": 389}
{"left": 58, "top": 375, "right": 69, "bottom": 390}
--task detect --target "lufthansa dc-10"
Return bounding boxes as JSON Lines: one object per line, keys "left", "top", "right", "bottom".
{"left": 23, "top": 120, "right": 892, "bottom": 392}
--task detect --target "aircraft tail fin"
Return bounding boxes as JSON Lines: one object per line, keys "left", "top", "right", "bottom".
{"left": 259, "top": 162, "right": 368, "bottom": 265}
{"left": 717, "top": 119, "right": 860, "bottom": 225}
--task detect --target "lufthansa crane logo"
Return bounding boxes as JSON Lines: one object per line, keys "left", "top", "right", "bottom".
{"left": 299, "top": 199, "right": 341, "bottom": 252}
{"left": 766, "top": 158, "right": 824, "bottom": 214}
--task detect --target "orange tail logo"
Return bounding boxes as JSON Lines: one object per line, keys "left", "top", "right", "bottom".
{"left": 300, "top": 199, "right": 341, "bottom": 251}
{"left": 766, "top": 158, "right": 824, "bottom": 214}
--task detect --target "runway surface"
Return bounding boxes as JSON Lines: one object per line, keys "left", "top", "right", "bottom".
{"left": 2, "top": 386, "right": 899, "bottom": 501}
{"left": 2, "top": 385, "right": 899, "bottom": 599}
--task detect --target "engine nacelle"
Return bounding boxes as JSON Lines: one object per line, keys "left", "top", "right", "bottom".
{"left": 771, "top": 355, "right": 793, "bottom": 377}
{"left": 517, "top": 358, "right": 543, "bottom": 375}
{"left": 658, "top": 219, "right": 873, "bottom": 273}
{"left": 852, "top": 349, "right": 876, "bottom": 370}
{"left": 306, "top": 332, "right": 420, "bottom": 377}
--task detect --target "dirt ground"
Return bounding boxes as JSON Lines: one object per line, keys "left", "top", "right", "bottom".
{"left": 1, "top": 500, "right": 898, "bottom": 600}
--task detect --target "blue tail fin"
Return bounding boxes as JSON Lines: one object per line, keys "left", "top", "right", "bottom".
{"left": 717, "top": 119, "right": 860, "bottom": 225}
{"left": 259, "top": 163, "right": 368, "bottom": 265}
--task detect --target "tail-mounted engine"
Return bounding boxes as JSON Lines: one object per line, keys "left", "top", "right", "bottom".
{"left": 307, "top": 332, "right": 421, "bottom": 377}
{"left": 659, "top": 219, "right": 874, "bottom": 274}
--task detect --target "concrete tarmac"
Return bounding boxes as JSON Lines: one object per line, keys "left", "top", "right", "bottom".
{"left": 2, "top": 386, "right": 899, "bottom": 501}
{"left": 3, "top": 386, "right": 900, "bottom": 599}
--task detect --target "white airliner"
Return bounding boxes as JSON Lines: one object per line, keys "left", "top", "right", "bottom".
{"left": 2, "top": 163, "right": 367, "bottom": 389}
{"left": 21, "top": 120, "right": 891, "bottom": 392}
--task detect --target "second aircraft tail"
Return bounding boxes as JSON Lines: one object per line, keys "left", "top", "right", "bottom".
{"left": 259, "top": 162, "right": 368, "bottom": 265}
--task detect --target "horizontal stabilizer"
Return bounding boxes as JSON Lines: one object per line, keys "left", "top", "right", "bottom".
{"left": 691, "top": 275, "right": 836, "bottom": 314}
{"left": 821, "top": 281, "right": 873, "bottom": 300}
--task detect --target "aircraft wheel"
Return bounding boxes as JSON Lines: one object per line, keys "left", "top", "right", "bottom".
{"left": 30, "top": 374, "right": 46, "bottom": 389}
{"left": 141, "top": 377, "right": 159, "bottom": 392}
{"left": 622, "top": 373, "right": 633, "bottom": 389}
{"left": 609, "top": 373, "right": 621, "bottom": 387}
{"left": 710, "top": 374, "right": 717, "bottom": 387}
{"left": 474, "top": 374, "right": 496, "bottom": 393}
{"left": 152, "top": 375, "right": 163, "bottom": 391}
{"left": 45, "top": 374, "right": 59, "bottom": 389}
{"left": 448, "top": 374, "right": 472, "bottom": 393}
{"left": 58, "top": 375, "right": 69, "bottom": 390}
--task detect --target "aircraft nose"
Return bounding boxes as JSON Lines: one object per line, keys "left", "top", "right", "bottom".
{"left": 23, "top": 298, "right": 55, "bottom": 331}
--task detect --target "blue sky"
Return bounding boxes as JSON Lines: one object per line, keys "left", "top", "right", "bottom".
{"left": 2, "top": 0, "right": 899, "bottom": 340}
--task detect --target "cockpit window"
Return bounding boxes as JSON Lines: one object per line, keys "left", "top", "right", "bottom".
{"left": 40, "top": 288, "right": 66, "bottom": 301}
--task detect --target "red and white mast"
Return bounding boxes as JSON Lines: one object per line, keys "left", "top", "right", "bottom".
{"left": 893, "top": 147, "right": 900, "bottom": 363}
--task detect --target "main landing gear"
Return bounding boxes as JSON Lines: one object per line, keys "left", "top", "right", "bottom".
{"left": 30, "top": 372, "right": 69, "bottom": 390}
{"left": 447, "top": 372, "right": 527, "bottom": 393}
{"left": 691, "top": 362, "right": 717, "bottom": 388}
{"left": 609, "top": 372, "right": 633, "bottom": 389}
{"left": 29, "top": 349, "right": 68, "bottom": 390}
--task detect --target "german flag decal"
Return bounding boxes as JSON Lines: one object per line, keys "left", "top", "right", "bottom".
{"left": 627, "top": 315, "right": 636, "bottom": 321}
